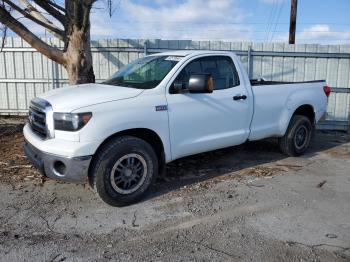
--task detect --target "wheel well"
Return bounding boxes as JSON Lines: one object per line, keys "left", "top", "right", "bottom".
{"left": 91, "top": 128, "right": 165, "bottom": 170}
{"left": 293, "top": 105, "right": 315, "bottom": 124}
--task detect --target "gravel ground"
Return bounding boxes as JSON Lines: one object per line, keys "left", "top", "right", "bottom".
{"left": 0, "top": 122, "right": 349, "bottom": 262}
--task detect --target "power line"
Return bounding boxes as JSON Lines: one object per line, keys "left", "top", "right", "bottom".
{"left": 104, "top": 20, "right": 350, "bottom": 26}
{"left": 270, "top": 1, "right": 285, "bottom": 42}
{"left": 99, "top": 27, "right": 350, "bottom": 33}
{"left": 264, "top": 0, "right": 278, "bottom": 41}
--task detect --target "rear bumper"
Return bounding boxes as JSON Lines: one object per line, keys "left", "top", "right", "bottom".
{"left": 24, "top": 140, "right": 92, "bottom": 183}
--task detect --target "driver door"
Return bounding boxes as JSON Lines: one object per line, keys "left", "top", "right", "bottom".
{"left": 166, "top": 55, "right": 252, "bottom": 160}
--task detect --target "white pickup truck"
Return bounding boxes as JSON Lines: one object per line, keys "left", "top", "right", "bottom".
{"left": 24, "top": 50, "right": 330, "bottom": 206}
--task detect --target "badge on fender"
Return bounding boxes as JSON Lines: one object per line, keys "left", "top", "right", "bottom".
{"left": 155, "top": 105, "right": 168, "bottom": 111}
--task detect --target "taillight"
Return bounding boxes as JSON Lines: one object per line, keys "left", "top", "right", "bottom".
{"left": 323, "top": 85, "right": 331, "bottom": 97}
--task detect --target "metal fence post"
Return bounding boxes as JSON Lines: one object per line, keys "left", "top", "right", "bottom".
{"left": 51, "top": 57, "right": 55, "bottom": 89}
{"left": 348, "top": 107, "right": 350, "bottom": 134}
{"left": 144, "top": 40, "right": 148, "bottom": 56}
{"left": 247, "top": 45, "right": 252, "bottom": 79}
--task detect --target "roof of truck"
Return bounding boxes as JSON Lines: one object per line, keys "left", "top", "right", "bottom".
{"left": 150, "top": 50, "right": 233, "bottom": 57}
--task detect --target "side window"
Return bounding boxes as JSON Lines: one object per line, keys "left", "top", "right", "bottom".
{"left": 216, "top": 58, "right": 240, "bottom": 89}
{"left": 175, "top": 60, "right": 201, "bottom": 85}
{"left": 173, "top": 56, "right": 240, "bottom": 91}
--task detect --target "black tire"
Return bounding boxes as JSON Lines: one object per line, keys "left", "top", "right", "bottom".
{"left": 278, "top": 115, "right": 313, "bottom": 156}
{"left": 89, "top": 136, "right": 158, "bottom": 207}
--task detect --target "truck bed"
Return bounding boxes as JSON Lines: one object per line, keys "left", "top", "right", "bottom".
{"left": 248, "top": 79, "right": 327, "bottom": 141}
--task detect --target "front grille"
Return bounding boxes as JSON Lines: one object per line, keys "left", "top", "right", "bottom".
{"left": 29, "top": 99, "right": 48, "bottom": 139}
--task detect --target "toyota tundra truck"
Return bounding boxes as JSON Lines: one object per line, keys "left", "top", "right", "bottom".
{"left": 23, "top": 50, "right": 330, "bottom": 206}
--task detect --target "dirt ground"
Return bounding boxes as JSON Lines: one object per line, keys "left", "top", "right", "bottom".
{"left": 0, "top": 121, "right": 349, "bottom": 262}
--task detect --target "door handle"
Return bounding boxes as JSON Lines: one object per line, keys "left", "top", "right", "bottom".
{"left": 233, "top": 95, "right": 247, "bottom": 101}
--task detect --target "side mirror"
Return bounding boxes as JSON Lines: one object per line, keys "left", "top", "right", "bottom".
{"left": 188, "top": 74, "right": 214, "bottom": 93}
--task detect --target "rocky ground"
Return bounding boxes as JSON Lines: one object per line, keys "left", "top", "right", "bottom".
{"left": 0, "top": 120, "right": 349, "bottom": 262}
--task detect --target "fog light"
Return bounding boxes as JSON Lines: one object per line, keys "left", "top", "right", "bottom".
{"left": 53, "top": 160, "right": 66, "bottom": 175}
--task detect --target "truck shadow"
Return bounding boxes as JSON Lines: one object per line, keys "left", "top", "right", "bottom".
{"left": 144, "top": 131, "right": 349, "bottom": 201}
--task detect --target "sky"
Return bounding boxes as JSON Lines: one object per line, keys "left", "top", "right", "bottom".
{"left": 87, "top": 0, "right": 350, "bottom": 44}
{"left": 5, "top": 0, "right": 350, "bottom": 44}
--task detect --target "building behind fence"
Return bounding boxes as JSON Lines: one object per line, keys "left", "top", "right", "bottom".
{"left": 0, "top": 37, "right": 349, "bottom": 132}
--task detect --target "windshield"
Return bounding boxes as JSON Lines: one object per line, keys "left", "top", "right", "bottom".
{"left": 103, "top": 55, "right": 182, "bottom": 89}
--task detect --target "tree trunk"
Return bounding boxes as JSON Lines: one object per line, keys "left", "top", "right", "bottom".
{"left": 0, "top": 0, "right": 97, "bottom": 85}
{"left": 64, "top": 26, "right": 95, "bottom": 85}
{"left": 63, "top": 0, "right": 96, "bottom": 85}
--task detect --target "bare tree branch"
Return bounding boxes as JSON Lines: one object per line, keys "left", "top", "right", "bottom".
{"left": 18, "top": 0, "right": 64, "bottom": 40}
{"left": 46, "top": 0, "right": 66, "bottom": 13}
{"left": 33, "top": 0, "right": 66, "bottom": 25}
{"left": 0, "top": 0, "right": 7, "bottom": 51}
{"left": 3, "top": 0, "right": 64, "bottom": 40}
{"left": 0, "top": 5, "right": 65, "bottom": 64}
{"left": 0, "top": 25, "right": 7, "bottom": 52}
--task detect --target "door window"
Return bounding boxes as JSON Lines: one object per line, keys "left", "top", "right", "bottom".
{"left": 173, "top": 56, "right": 240, "bottom": 91}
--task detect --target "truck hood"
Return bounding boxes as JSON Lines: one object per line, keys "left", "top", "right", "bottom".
{"left": 39, "top": 83, "right": 144, "bottom": 112}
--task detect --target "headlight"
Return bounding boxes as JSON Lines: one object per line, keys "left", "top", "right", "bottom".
{"left": 54, "top": 112, "right": 92, "bottom": 131}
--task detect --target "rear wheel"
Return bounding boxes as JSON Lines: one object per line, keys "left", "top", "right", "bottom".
{"left": 278, "top": 115, "right": 313, "bottom": 156}
{"left": 89, "top": 136, "right": 158, "bottom": 207}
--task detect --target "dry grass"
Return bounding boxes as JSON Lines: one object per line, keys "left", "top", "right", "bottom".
{"left": 0, "top": 128, "right": 42, "bottom": 185}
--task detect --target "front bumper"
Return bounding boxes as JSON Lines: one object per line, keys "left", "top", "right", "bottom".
{"left": 24, "top": 140, "right": 92, "bottom": 183}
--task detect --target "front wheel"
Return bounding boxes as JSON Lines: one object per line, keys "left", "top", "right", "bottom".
{"left": 89, "top": 136, "right": 158, "bottom": 207}
{"left": 278, "top": 115, "right": 313, "bottom": 156}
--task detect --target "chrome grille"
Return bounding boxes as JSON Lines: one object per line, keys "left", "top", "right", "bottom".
{"left": 28, "top": 98, "right": 49, "bottom": 138}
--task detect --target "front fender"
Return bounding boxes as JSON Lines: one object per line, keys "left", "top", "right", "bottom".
{"left": 74, "top": 94, "right": 172, "bottom": 162}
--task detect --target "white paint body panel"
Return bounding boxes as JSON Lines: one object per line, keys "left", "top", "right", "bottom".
{"left": 249, "top": 82, "right": 327, "bottom": 140}
{"left": 23, "top": 51, "right": 328, "bottom": 164}
{"left": 39, "top": 83, "right": 144, "bottom": 112}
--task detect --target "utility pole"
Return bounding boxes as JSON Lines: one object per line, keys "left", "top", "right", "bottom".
{"left": 289, "top": 0, "right": 298, "bottom": 44}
